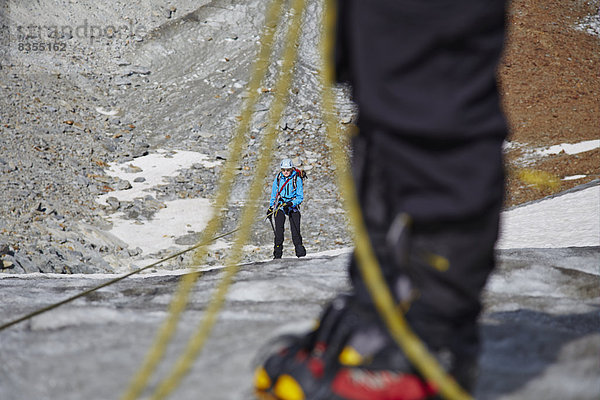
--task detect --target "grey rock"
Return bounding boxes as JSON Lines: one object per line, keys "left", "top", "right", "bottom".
{"left": 127, "top": 247, "right": 142, "bottom": 257}
{"left": 174, "top": 232, "right": 199, "bottom": 246}
{"left": 114, "top": 180, "right": 132, "bottom": 191}
{"left": 106, "top": 196, "right": 120, "bottom": 210}
{"left": 69, "top": 263, "right": 101, "bottom": 274}
{"left": 113, "top": 77, "right": 132, "bottom": 86}
{"left": 0, "top": 244, "right": 14, "bottom": 257}
{"left": 131, "top": 66, "right": 151, "bottom": 75}
{"left": 1, "top": 161, "right": 17, "bottom": 173}
{"left": 126, "top": 207, "right": 140, "bottom": 219}
{"left": 132, "top": 148, "right": 149, "bottom": 158}
{"left": 123, "top": 164, "right": 143, "bottom": 173}
{"left": 12, "top": 253, "right": 38, "bottom": 273}
{"left": 75, "top": 175, "right": 91, "bottom": 187}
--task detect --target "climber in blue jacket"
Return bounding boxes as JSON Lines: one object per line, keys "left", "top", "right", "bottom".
{"left": 267, "top": 158, "right": 306, "bottom": 259}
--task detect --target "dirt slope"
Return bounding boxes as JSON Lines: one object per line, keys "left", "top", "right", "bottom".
{"left": 500, "top": 0, "right": 599, "bottom": 207}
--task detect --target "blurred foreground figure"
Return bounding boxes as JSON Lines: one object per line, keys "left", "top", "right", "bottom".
{"left": 255, "top": 0, "right": 508, "bottom": 398}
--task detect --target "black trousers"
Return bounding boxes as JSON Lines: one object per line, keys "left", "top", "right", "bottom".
{"left": 273, "top": 209, "right": 303, "bottom": 256}
{"left": 349, "top": 127, "right": 503, "bottom": 360}
{"left": 337, "top": 0, "right": 508, "bottom": 361}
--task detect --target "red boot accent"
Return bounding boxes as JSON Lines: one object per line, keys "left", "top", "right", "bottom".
{"left": 331, "top": 368, "right": 438, "bottom": 400}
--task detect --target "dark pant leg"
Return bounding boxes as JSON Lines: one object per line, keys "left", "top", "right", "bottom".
{"left": 349, "top": 125, "right": 504, "bottom": 376}
{"left": 340, "top": 0, "right": 507, "bottom": 368}
{"left": 288, "top": 211, "right": 302, "bottom": 247}
{"left": 289, "top": 211, "right": 306, "bottom": 257}
{"left": 273, "top": 210, "right": 286, "bottom": 257}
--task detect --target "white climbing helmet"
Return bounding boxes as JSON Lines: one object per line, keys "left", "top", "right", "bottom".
{"left": 280, "top": 158, "right": 294, "bottom": 169}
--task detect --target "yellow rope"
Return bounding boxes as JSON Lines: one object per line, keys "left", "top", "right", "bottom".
{"left": 147, "top": 0, "right": 306, "bottom": 397}
{"left": 120, "top": 1, "right": 286, "bottom": 399}
{"left": 319, "top": 1, "right": 472, "bottom": 399}
{"left": 123, "top": 1, "right": 474, "bottom": 399}
{"left": 147, "top": 0, "right": 307, "bottom": 398}
{"left": 0, "top": 228, "right": 241, "bottom": 333}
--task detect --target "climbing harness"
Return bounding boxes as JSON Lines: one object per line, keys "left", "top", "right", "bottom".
{"left": 266, "top": 202, "right": 284, "bottom": 235}
{"left": 266, "top": 202, "right": 284, "bottom": 221}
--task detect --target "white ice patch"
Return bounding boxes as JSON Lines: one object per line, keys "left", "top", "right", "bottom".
{"left": 576, "top": 13, "right": 600, "bottom": 38}
{"left": 507, "top": 140, "right": 600, "bottom": 167}
{"left": 108, "top": 198, "right": 213, "bottom": 255}
{"left": 97, "top": 149, "right": 221, "bottom": 204}
{"left": 536, "top": 139, "right": 600, "bottom": 157}
{"left": 227, "top": 281, "right": 293, "bottom": 302}
{"left": 563, "top": 175, "right": 588, "bottom": 181}
{"left": 97, "top": 150, "right": 221, "bottom": 258}
{"left": 497, "top": 186, "right": 600, "bottom": 249}
{"left": 95, "top": 107, "right": 122, "bottom": 116}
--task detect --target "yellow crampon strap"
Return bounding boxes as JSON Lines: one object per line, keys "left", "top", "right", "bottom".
{"left": 319, "top": 1, "right": 472, "bottom": 400}
{"left": 121, "top": 0, "right": 307, "bottom": 398}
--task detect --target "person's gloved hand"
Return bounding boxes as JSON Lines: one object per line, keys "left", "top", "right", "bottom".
{"left": 284, "top": 201, "right": 294, "bottom": 208}
{"left": 266, "top": 206, "right": 273, "bottom": 217}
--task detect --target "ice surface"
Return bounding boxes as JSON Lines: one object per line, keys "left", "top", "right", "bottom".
{"left": 497, "top": 186, "right": 600, "bottom": 249}
{"left": 7, "top": 149, "right": 592, "bottom": 400}
{"left": 0, "top": 246, "right": 597, "bottom": 400}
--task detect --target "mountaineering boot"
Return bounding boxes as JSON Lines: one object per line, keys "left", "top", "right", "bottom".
{"left": 255, "top": 214, "right": 483, "bottom": 400}
{"left": 254, "top": 294, "right": 355, "bottom": 399}
{"left": 295, "top": 244, "right": 306, "bottom": 258}
{"left": 274, "top": 245, "right": 283, "bottom": 259}
{"left": 254, "top": 293, "right": 473, "bottom": 400}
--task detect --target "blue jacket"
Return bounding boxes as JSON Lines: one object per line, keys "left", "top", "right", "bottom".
{"left": 270, "top": 170, "right": 304, "bottom": 208}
